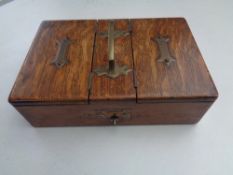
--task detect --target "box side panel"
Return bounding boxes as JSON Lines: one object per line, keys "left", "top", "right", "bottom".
{"left": 12, "top": 102, "right": 213, "bottom": 127}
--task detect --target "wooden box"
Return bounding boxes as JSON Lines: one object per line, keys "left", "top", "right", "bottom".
{"left": 8, "top": 18, "right": 218, "bottom": 126}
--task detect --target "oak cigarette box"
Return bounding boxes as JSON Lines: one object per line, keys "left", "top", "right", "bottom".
{"left": 9, "top": 18, "right": 218, "bottom": 126}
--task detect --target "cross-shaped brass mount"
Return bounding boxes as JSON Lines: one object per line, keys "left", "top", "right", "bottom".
{"left": 93, "top": 20, "right": 132, "bottom": 78}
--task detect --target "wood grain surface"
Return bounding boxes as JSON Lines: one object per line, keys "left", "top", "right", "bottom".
{"left": 8, "top": 18, "right": 218, "bottom": 126}
{"left": 131, "top": 18, "right": 218, "bottom": 102}
{"left": 9, "top": 20, "right": 96, "bottom": 104}
{"left": 89, "top": 19, "right": 136, "bottom": 102}
{"left": 15, "top": 102, "right": 212, "bottom": 126}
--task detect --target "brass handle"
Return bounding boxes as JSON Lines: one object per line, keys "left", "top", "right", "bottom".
{"left": 151, "top": 36, "right": 176, "bottom": 66}
{"left": 51, "top": 37, "right": 71, "bottom": 68}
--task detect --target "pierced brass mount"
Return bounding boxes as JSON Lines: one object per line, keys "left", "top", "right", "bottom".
{"left": 93, "top": 20, "right": 132, "bottom": 79}
{"left": 51, "top": 37, "right": 71, "bottom": 68}
{"left": 151, "top": 36, "right": 176, "bottom": 66}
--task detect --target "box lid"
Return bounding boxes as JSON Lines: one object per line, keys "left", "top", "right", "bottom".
{"left": 9, "top": 20, "right": 96, "bottom": 104}
{"left": 9, "top": 18, "right": 218, "bottom": 105}
{"left": 131, "top": 18, "right": 218, "bottom": 103}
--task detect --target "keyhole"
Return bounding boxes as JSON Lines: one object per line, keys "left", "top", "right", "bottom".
{"left": 110, "top": 114, "right": 119, "bottom": 125}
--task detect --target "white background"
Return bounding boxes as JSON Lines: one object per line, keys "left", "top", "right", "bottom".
{"left": 0, "top": 0, "right": 232, "bottom": 174}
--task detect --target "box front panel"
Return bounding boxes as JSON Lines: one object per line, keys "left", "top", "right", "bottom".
{"left": 14, "top": 102, "right": 213, "bottom": 126}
